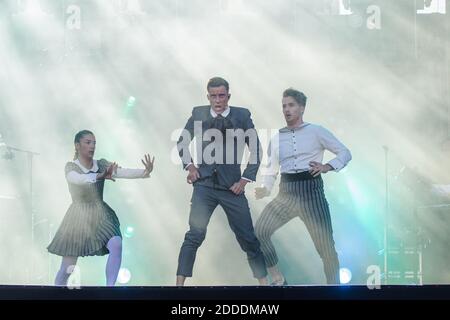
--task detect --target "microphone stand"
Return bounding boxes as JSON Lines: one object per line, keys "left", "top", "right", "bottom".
{"left": 383, "top": 145, "right": 389, "bottom": 285}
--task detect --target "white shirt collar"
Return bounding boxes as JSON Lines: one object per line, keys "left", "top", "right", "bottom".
{"left": 74, "top": 159, "right": 99, "bottom": 173}
{"left": 279, "top": 122, "right": 310, "bottom": 133}
{"left": 210, "top": 106, "right": 230, "bottom": 118}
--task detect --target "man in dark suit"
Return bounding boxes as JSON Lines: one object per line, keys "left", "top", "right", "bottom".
{"left": 176, "top": 77, "right": 268, "bottom": 286}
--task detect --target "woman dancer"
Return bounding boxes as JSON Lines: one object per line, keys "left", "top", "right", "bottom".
{"left": 47, "top": 130, "right": 154, "bottom": 286}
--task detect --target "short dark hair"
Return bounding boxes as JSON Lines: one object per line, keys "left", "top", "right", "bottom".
{"left": 283, "top": 88, "right": 307, "bottom": 107}
{"left": 207, "top": 77, "right": 229, "bottom": 92}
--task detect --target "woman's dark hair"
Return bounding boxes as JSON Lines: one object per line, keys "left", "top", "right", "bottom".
{"left": 73, "top": 130, "right": 94, "bottom": 160}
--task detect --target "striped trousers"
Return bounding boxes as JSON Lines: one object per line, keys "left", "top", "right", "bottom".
{"left": 255, "top": 174, "right": 340, "bottom": 284}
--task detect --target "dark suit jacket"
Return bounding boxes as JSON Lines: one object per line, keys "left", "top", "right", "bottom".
{"left": 177, "top": 105, "right": 262, "bottom": 189}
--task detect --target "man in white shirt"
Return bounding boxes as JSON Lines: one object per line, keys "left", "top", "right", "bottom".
{"left": 254, "top": 88, "right": 352, "bottom": 285}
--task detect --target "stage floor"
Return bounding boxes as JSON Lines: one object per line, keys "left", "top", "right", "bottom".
{"left": 1, "top": 285, "right": 450, "bottom": 300}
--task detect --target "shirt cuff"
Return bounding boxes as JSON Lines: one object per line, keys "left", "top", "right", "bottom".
{"left": 327, "top": 159, "right": 343, "bottom": 172}
{"left": 241, "top": 177, "right": 253, "bottom": 183}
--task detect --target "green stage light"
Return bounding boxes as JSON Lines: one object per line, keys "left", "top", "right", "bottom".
{"left": 339, "top": 267, "right": 352, "bottom": 284}
{"left": 124, "top": 226, "right": 135, "bottom": 238}
{"left": 123, "top": 96, "right": 137, "bottom": 117}
{"left": 118, "top": 268, "right": 131, "bottom": 284}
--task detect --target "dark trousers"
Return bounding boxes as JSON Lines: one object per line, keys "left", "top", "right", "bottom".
{"left": 177, "top": 185, "right": 267, "bottom": 279}
{"left": 255, "top": 175, "right": 340, "bottom": 284}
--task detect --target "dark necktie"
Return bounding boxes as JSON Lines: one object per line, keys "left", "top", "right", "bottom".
{"left": 211, "top": 114, "right": 226, "bottom": 133}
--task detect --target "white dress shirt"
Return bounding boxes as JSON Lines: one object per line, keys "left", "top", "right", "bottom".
{"left": 261, "top": 122, "right": 352, "bottom": 193}
{"left": 66, "top": 159, "right": 147, "bottom": 185}
{"left": 210, "top": 106, "right": 230, "bottom": 118}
